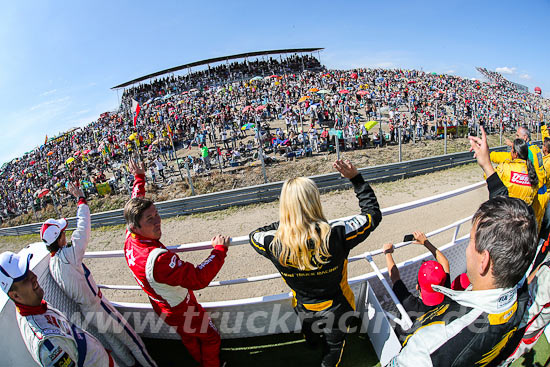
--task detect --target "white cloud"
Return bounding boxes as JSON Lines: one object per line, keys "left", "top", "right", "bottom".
{"left": 495, "top": 66, "right": 516, "bottom": 75}
{"left": 321, "top": 50, "right": 408, "bottom": 70}
{"left": 40, "top": 89, "right": 57, "bottom": 96}
{"left": 29, "top": 96, "right": 70, "bottom": 111}
{"left": 519, "top": 73, "right": 531, "bottom": 80}
{"left": 373, "top": 61, "right": 395, "bottom": 68}
{"left": 446, "top": 69, "right": 456, "bottom": 74}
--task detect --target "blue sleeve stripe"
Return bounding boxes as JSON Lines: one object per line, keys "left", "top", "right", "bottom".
{"left": 43, "top": 339, "right": 54, "bottom": 351}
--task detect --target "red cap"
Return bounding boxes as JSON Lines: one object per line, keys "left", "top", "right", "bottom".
{"left": 418, "top": 261, "right": 447, "bottom": 306}
{"left": 451, "top": 273, "right": 471, "bottom": 291}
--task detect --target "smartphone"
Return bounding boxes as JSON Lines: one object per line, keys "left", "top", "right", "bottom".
{"left": 403, "top": 234, "right": 414, "bottom": 242}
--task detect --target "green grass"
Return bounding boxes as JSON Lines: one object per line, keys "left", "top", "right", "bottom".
{"left": 511, "top": 334, "right": 550, "bottom": 367}
{"left": 0, "top": 232, "right": 41, "bottom": 243}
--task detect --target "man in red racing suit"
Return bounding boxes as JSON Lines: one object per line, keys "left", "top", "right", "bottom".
{"left": 123, "top": 159, "right": 230, "bottom": 367}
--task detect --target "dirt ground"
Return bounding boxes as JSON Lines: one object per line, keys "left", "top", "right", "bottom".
{"left": 0, "top": 162, "right": 489, "bottom": 303}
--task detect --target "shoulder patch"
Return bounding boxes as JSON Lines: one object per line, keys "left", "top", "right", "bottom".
{"left": 169, "top": 254, "right": 177, "bottom": 269}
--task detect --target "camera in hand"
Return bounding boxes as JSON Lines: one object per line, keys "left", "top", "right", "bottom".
{"left": 403, "top": 234, "right": 414, "bottom": 242}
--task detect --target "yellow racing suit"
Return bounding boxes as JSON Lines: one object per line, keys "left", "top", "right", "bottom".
{"left": 494, "top": 158, "right": 537, "bottom": 206}
{"left": 541, "top": 123, "right": 550, "bottom": 188}
{"left": 491, "top": 144, "right": 548, "bottom": 228}
{"left": 542, "top": 124, "right": 549, "bottom": 141}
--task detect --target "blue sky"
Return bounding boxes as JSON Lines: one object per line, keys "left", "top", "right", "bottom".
{"left": 1, "top": 0, "right": 549, "bottom": 165}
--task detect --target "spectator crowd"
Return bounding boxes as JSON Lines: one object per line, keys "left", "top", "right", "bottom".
{"left": 1, "top": 53, "right": 549, "bottom": 224}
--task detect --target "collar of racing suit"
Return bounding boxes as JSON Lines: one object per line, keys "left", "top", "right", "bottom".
{"left": 432, "top": 277, "right": 525, "bottom": 314}
{"left": 128, "top": 231, "right": 162, "bottom": 246}
{"left": 16, "top": 300, "right": 48, "bottom": 316}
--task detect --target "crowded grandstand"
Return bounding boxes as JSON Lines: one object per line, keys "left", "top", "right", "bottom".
{"left": 1, "top": 50, "right": 548, "bottom": 226}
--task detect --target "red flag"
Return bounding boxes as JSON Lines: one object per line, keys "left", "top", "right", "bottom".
{"left": 166, "top": 122, "right": 173, "bottom": 138}
{"left": 132, "top": 99, "right": 141, "bottom": 126}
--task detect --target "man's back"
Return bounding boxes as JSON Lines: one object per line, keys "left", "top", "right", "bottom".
{"left": 388, "top": 283, "right": 530, "bottom": 367}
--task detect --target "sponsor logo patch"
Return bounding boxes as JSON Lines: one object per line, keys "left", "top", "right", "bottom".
{"left": 53, "top": 352, "right": 75, "bottom": 367}
{"left": 510, "top": 171, "right": 531, "bottom": 187}
{"left": 169, "top": 255, "right": 177, "bottom": 269}
{"left": 47, "top": 346, "right": 63, "bottom": 361}
{"left": 497, "top": 289, "right": 515, "bottom": 309}
{"left": 198, "top": 255, "right": 215, "bottom": 270}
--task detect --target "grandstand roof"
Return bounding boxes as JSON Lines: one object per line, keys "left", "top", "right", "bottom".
{"left": 111, "top": 47, "right": 324, "bottom": 89}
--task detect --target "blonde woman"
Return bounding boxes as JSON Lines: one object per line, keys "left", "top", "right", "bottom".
{"left": 249, "top": 160, "right": 382, "bottom": 367}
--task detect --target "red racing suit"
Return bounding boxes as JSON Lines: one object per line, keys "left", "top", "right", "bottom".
{"left": 124, "top": 174, "right": 227, "bottom": 367}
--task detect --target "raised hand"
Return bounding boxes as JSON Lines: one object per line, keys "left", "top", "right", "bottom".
{"left": 468, "top": 126, "right": 494, "bottom": 176}
{"left": 129, "top": 158, "right": 146, "bottom": 176}
{"left": 67, "top": 182, "right": 84, "bottom": 198}
{"left": 333, "top": 159, "right": 359, "bottom": 179}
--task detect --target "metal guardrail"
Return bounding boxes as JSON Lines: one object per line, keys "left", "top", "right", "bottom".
{"left": 0, "top": 146, "right": 508, "bottom": 236}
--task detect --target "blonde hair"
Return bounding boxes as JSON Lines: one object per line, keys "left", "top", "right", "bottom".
{"left": 272, "top": 177, "right": 332, "bottom": 271}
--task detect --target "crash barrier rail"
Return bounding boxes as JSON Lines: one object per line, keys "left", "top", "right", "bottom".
{"left": 0, "top": 144, "right": 510, "bottom": 236}
{"left": 1, "top": 180, "right": 482, "bottom": 366}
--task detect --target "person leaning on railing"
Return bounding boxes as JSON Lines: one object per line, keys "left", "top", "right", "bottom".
{"left": 123, "top": 158, "right": 230, "bottom": 367}
{"left": 387, "top": 127, "right": 538, "bottom": 367}
{"left": 249, "top": 159, "right": 382, "bottom": 367}
{"left": 382, "top": 231, "right": 451, "bottom": 343}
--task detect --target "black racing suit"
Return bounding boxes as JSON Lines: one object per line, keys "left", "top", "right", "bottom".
{"left": 249, "top": 174, "right": 382, "bottom": 367}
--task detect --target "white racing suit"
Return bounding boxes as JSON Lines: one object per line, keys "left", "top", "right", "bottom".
{"left": 501, "top": 258, "right": 550, "bottom": 365}
{"left": 387, "top": 282, "right": 530, "bottom": 367}
{"left": 49, "top": 198, "right": 156, "bottom": 367}
{"left": 16, "top": 300, "right": 117, "bottom": 367}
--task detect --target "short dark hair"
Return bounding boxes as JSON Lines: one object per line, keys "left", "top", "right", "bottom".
{"left": 518, "top": 126, "right": 531, "bottom": 141}
{"left": 473, "top": 196, "right": 538, "bottom": 288}
{"left": 543, "top": 137, "right": 550, "bottom": 154}
{"left": 124, "top": 197, "right": 154, "bottom": 230}
{"left": 46, "top": 238, "right": 60, "bottom": 253}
